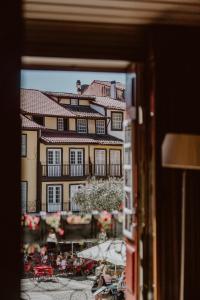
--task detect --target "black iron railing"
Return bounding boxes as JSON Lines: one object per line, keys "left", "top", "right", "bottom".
{"left": 41, "top": 164, "right": 122, "bottom": 178}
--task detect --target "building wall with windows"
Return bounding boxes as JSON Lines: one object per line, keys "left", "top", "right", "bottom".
{"left": 21, "top": 87, "right": 125, "bottom": 214}
{"left": 41, "top": 180, "right": 87, "bottom": 212}
{"left": 21, "top": 130, "right": 38, "bottom": 212}
{"left": 107, "top": 109, "right": 124, "bottom": 140}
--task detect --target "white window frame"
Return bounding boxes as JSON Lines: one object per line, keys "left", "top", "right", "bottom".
{"left": 57, "top": 117, "right": 64, "bottom": 131}
{"left": 21, "top": 134, "right": 27, "bottom": 157}
{"left": 111, "top": 112, "right": 123, "bottom": 130}
{"left": 77, "top": 119, "right": 87, "bottom": 133}
{"left": 21, "top": 181, "right": 27, "bottom": 214}
{"left": 69, "top": 184, "right": 84, "bottom": 212}
{"left": 94, "top": 149, "right": 106, "bottom": 176}
{"left": 96, "top": 119, "right": 106, "bottom": 134}
{"left": 47, "top": 185, "right": 62, "bottom": 212}
{"left": 47, "top": 149, "right": 62, "bottom": 177}
{"left": 71, "top": 98, "right": 79, "bottom": 105}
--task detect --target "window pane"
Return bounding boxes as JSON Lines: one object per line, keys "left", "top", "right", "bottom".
{"left": 57, "top": 118, "right": 64, "bottom": 131}
{"left": 21, "top": 134, "right": 27, "bottom": 156}
{"left": 112, "top": 112, "right": 122, "bottom": 130}
{"left": 96, "top": 120, "right": 105, "bottom": 134}
{"left": 48, "top": 186, "right": 54, "bottom": 203}
{"left": 21, "top": 182, "right": 27, "bottom": 213}
{"left": 77, "top": 119, "right": 87, "bottom": 133}
{"left": 71, "top": 99, "right": 78, "bottom": 105}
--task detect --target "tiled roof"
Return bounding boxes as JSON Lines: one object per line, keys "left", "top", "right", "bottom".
{"left": 21, "top": 114, "right": 45, "bottom": 129}
{"left": 40, "top": 130, "right": 123, "bottom": 145}
{"left": 93, "top": 80, "right": 125, "bottom": 91}
{"left": 43, "top": 91, "right": 95, "bottom": 100}
{"left": 92, "top": 97, "right": 126, "bottom": 110}
{"left": 62, "top": 105, "right": 107, "bottom": 118}
{"left": 21, "top": 89, "right": 75, "bottom": 117}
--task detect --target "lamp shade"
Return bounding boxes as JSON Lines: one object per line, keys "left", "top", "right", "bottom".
{"left": 162, "top": 133, "right": 200, "bottom": 170}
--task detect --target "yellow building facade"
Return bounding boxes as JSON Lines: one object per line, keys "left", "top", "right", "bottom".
{"left": 21, "top": 89, "right": 125, "bottom": 213}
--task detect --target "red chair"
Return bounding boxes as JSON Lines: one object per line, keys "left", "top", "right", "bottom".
{"left": 33, "top": 265, "right": 53, "bottom": 278}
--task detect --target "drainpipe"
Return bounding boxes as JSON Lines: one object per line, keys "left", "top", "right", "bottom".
{"left": 36, "top": 129, "right": 42, "bottom": 212}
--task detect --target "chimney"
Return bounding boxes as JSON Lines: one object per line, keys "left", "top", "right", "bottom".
{"left": 110, "top": 81, "right": 117, "bottom": 99}
{"left": 76, "top": 80, "right": 81, "bottom": 95}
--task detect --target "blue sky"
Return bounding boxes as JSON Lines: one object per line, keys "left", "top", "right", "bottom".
{"left": 21, "top": 70, "right": 126, "bottom": 93}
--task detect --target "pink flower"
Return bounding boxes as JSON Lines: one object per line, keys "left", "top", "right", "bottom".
{"left": 58, "top": 228, "right": 64, "bottom": 236}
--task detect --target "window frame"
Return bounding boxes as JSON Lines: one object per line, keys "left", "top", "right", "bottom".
{"left": 57, "top": 117, "right": 64, "bottom": 131}
{"left": 21, "top": 181, "right": 28, "bottom": 214}
{"left": 69, "top": 183, "right": 85, "bottom": 212}
{"left": 77, "top": 118, "right": 88, "bottom": 133}
{"left": 21, "top": 134, "right": 27, "bottom": 157}
{"left": 46, "top": 184, "right": 63, "bottom": 212}
{"left": 70, "top": 98, "right": 79, "bottom": 106}
{"left": 111, "top": 111, "right": 123, "bottom": 131}
{"left": 96, "top": 119, "right": 106, "bottom": 134}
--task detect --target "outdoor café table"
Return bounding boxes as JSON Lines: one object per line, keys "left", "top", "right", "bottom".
{"left": 33, "top": 265, "right": 53, "bottom": 277}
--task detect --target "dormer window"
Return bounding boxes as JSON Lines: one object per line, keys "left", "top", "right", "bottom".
{"left": 70, "top": 99, "right": 79, "bottom": 106}
{"left": 77, "top": 119, "right": 87, "bottom": 133}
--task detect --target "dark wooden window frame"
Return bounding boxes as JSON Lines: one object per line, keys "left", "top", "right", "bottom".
{"left": 111, "top": 111, "right": 123, "bottom": 131}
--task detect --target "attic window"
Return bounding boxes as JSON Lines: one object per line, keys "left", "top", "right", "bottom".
{"left": 71, "top": 99, "right": 79, "bottom": 105}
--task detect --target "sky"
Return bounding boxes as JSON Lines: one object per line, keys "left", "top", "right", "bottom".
{"left": 21, "top": 70, "right": 126, "bottom": 93}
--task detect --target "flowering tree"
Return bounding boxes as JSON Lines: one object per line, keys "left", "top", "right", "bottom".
{"left": 73, "top": 177, "right": 124, "bottom": 212}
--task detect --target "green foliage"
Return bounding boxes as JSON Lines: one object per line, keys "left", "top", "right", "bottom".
{"left": 73, "top": 177, "right": 124, "bottom": 212}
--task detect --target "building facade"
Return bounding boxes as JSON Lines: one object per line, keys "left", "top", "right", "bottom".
{"left": 21, "top": 86, "right": 125, "bottom": 214}
{"left": 80, "top": 80, "right": 125, "bottom": 101}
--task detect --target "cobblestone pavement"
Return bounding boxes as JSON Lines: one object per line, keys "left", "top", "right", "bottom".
{"left": 21, "top": 277, "right": 94, "bottom": 300}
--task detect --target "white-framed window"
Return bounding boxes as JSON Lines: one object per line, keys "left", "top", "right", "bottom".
{"left": 47, "top": 149, "right": 61, "bottom": 177}
{"left": 96, "top": 120, "right": 106, "bottom": 134}
{"left": 21, "top": 134, "right": 27, "bottom": 157}
{"left": 111, "top": 112, "right": 123, "bottom": 130}
{"left": 21, "top": 181, "right": 27, "bottom": 214}
{"left": 71, "top": 98, "right": 79, "bottom": 105}
{"left": 69, "top": 184, "right": 83, "bottom": 212}
{"left": 77, "top": 119, "right": 87, "bottom": 133}
{"left": 57, "top": 117, "right": 64, "bottom": 131}
{"left": 94, "top": 149, "right": 106, "bottom": 176}
{"left": 47, "top": 185, "right": 62, "bottom": 212}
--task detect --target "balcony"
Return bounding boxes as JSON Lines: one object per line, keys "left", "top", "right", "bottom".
{"left": 41, "top": 164, "right": 122, "bottom": 180}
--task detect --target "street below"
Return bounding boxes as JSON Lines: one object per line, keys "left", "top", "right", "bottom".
{"left": 21, "top": 276, "right": 94, "bottom": 300}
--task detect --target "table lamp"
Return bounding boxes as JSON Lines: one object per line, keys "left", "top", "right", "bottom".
{"left": 162, "top": 133, "right": 200, "bottom": 300}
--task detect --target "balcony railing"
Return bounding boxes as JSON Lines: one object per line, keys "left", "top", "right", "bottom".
{"left": 41, "top": 164, "right": 122, "bottom": 178}
{"left": 47, "top": 202, "right": 62, "bottom": 213}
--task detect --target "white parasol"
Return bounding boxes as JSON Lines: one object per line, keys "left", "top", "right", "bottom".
{"left": 77, "top": 239, "right": 126, "bottom": 266}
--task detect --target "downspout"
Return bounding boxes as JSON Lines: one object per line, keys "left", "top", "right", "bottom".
{"left": 36, "top": 129, "right": 42, "bottom": 212}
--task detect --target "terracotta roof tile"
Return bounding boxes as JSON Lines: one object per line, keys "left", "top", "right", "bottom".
{"left": 43, "top": 91, "right": 95, "bottom": 100}
{"left": 92, "top": 97, "right": 126, "bottom": 110}
{"left": 62, "top": 105, "right": 107, "bottom": 118}
{"left": 21, "top": 89, "right": 75, "bottom": 117}
{"left": 21, "top": 114, "right": 45, "bottom": 129}
{"left": 40, "top": 130, "right": 123, "bottom": 145}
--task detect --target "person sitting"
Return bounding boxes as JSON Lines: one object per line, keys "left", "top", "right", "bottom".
{"left": 117, "top": 271, "right": 126, "bottom": 300}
